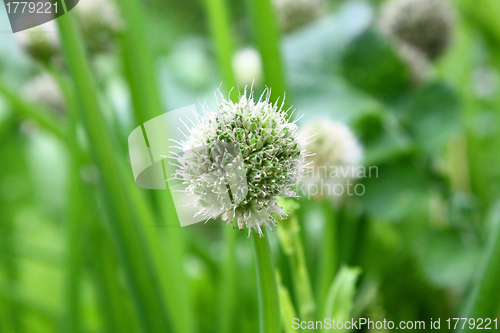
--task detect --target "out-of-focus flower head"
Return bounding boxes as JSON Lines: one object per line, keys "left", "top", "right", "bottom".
{"left": 232, "top": 47, "right": 263, "bottom": 88}
{"left": 24, "top": 72, "right": 66, "bottom": 117}
{"left": 379, "top": 0, "right": 454, "bottom": 61}
{"left": 171, "top": 88, "right": 307, "bottom": 237}
{"left": 299, "top": 118, "right": 363, "bottom": 201}
{"left": 16, "top": 20, "right": 59, "bottom": 64}
{"left": 273, "top": 0, "right": 325, "bottom": 33}
{"left": 75, "top": 0, "right": 124, "bottom": 55}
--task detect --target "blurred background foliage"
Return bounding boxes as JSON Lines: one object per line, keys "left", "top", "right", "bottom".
{"left": 0, "top": 0, "right": 499, "bottom": 332}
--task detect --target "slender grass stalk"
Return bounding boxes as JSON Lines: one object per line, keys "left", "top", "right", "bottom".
{"left": 460, "top": 200, "right": 500, "bottom": 331}
{"left": 117, "top": 0, "right": 196, "bottom": 329}
{"left": 0, "top": 125, "right": 26, "bottom": 333}
{"left": 252, "top": 233, "right": 281, "bottom": 333}
{"left": 55, "top": 6, "right": 171, "bottom": 332}
{"left": 117, "top": 0, "right": 163, "bottom": 124}
{"left": 246, "top": 0, "right": 288, "bottom": 105}
{"left": 317, "top": 201, "right": 338, "bottom": 318}
{"left": 217, "top": 227, "right": 238, "bottom": 333}
{"left": 62, "top": 157, "right": 84, "bottom": 333}
{"left": 48, "top": 62, "right": 85, "bottom": 333}
{"left": 89, "top": 221, "right": 142, "bottom": 333}
{"left": 120, "top": 158, "right": 195, "bottom": 333}
{"left": 276, "top": 271, "right": 298, "bottom": 333}
{"left": 277, "top": 214, "right": 315, "bottom": 321}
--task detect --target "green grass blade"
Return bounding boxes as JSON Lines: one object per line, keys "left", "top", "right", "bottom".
{"left": 117, "top": 0, "right": 196, "bottom": 330}
{"left": 247, "top": 0, "right": 288, "bottom": 104}
{"left": 202, "top": 0, "right": 237, "bottom": 94}
{"left": 459, "top": 200, "right": 500, "bottom": 331}
{"left": 55, "top": 6, "right": 172, "bottom": 332}
{"left": 278, "top": 214, "right": 316, "bottom": 321}
{"left": 322, "top": 266, "right": 361, "bottom": 333}
{"left": 276, "top": 271, "right": 298, "bottom": 333}
{"left": 117, "top": 0, "right": 164, "bottom": 124}
{"left": 317, "top": 202, "right": 338, "bottom": 318}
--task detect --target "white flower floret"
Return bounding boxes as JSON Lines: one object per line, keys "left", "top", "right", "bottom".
{"left": 16, "top": 20, "right": 59, "bottom": 64}
{"left": 75, "top": 0, "right": 124, "bottom": 55}
{"left": 171, "top": 89, "right": 308, "bottom": 237}
{"left": 232, "top": 48, "right": 263, "bottom": 87}
{"left": 24, "top": 72, "right": 66, "bottom": 117}
{"left": 299, "top": 118, "right": 363, "bottom": 200}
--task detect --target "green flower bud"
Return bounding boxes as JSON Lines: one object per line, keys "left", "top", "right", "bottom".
{"left": 379, "top": 0, "right": 455, "bottom": 61}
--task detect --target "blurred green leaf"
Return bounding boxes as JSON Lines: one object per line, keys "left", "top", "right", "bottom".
{"left": 360, "top": 157, "right": 431, "bottom": 222}
{"left": 396, "top": 82, "right": 461, "bottom": 156}
{"left": 340, "top": 29, "right": 411, "bottom": 101}
{"left": 416, "top": 229, "right": 480, "bottom": 289}
{"left": 322, "top": 266, "right": 361, "bottom": 333}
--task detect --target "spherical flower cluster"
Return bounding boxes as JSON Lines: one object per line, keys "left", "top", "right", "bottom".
{"left": 75, "top": 0, "right": 124, "bottom": 55}
{"left": 24, "top": 73, "right": 66, "bottom": 117}
{"left": 172, "top": 89, "right": 307, "bottom": 237}
{"left": 299, "top": 119, "right": 363, "bottom": 201}
{"left": 16, "top": 21, "right": 59, "bottom": 64}
{"left": 379, "top": 0, "right": 454, "bottom": 61}
{"left": 273, "top": 0, "right": 325, "bottom": 33}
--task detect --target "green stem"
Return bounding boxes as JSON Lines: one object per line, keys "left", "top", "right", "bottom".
{"left": 202, "top": 0, "right": 237, "bottom": 95}
{"left": 88, "top": 221, "right": 142, "bottom": 333}
{"left": 117, "top": 0, "right": 164, "bottom": 124}
{"left": 117, "top": 0, "right": 195, "bottom": 330}
{"left": 317, "top": 201, "right": 337, "bottom": 318}
{"left": 217, "top": 227, "right": 238, "bottom": 333}
{"left": 62, "top": 159, "right": 84, "bottom": 333}
{"left": 252, "top": 233, "right": 281, "bottom": 333}
{"left": 247, "top": 0, "right": 288, "bottom": 106}
{"left": 460, "top": 201, "right": 500, "bottom": 331}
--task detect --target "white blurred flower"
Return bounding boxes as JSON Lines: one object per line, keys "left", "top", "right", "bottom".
{"left": 472, "top": 67, "right": 500, "bottom": 99}
{"left": 75, "top": 0, "right": 124, "bottom": 55}
{"left": 16, "top": 20, "right": 59, "bottom": 63}
{"left": 232, "top": 47, "right": 263, "bottom": 87}
{"left": 171, "top": 89, "right": 307, "bottom": 237}
{"left": 299, "top": 119, "right": 363, "bottom": 200}
{"left": 24, "top": 73, "right": 66, "bottom": 117}
{"left": 273, "top": 0, "right": 325, "bottom": 33}
{"left": 379, "top": 0, "right": 454, "bottom": 61}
